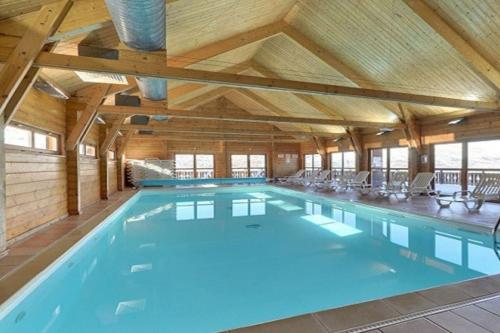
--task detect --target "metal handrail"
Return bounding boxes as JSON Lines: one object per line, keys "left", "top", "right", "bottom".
{"left": 493, "top": 217, "right": 500, "bottom": 236}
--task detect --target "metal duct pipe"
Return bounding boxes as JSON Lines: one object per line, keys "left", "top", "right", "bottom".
{"left": 105, "top": 0, "right": 167, "bottom": 100}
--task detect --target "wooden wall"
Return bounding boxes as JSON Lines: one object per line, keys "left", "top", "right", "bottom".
{"left": 80, "top": 123, "right": 100, "bottom": 209}
{"left": 5, "top": 89, "right": 67, "bottom": 241}
{"left": 125, "top": 138, "right": 302, "bottom": 178}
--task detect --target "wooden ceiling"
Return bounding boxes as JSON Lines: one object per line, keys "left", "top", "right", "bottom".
{"left": 0, "top": 0, "right": 499, "bottom": 137}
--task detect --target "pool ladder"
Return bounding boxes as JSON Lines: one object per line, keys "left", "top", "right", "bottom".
{"left": 493, "top": 217, "right": 500, "bottom": 261}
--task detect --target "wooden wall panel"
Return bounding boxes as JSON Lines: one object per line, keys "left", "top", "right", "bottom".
{"left": 80, "top": 158, "right": 99, "bottom": 209}
{"left": 108, "top": 160, "right": 117, "bottom": 195}
{"left": 5, "top": 152, "right": 67, "bottom": 240}
{"left": 5, "top": 90, "right": 67, "bottom": 241}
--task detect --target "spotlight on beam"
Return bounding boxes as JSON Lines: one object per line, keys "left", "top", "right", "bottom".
{"left": 376, "top": 128, "right": 394, "bottom": 136}
{"left": 448, "top": 118, "right": 465, "bottom": 126}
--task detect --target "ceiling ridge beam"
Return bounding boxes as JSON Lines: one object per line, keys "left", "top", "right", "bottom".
{"left": 402, "top": 0, "right": 500, "bottom": 94}
{"left": 18, "top": 52, "right": 499, "bottom": 111}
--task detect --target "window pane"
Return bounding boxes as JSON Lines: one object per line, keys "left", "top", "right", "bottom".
{"left": 196, "top": 154, "right": 214, "bottom": 169}
{"left": 175, "top": 154, "right": 194, "bottom": 168}
{"left": 249, "top": 155, "right": 265, "bottom": 168}
{"left": 313, "top": 154, "right": 322, "bottom": 168}
{"left": 389, "top": 147, "right": 408, "bottom": 169}
{"left": 343, "top": 152, "right": 356, "bottom": 168}
{"left": 79, "top": 144, "right": 85, "bottom": 155}
{"left": 108, "top": 150, "right": 115, "bottom": 160}
{"left": 435, "top": 143, "right": 462, "bottom": 168}
{"left": 331, "top": 152, "right": 342, "bottom": 168}
{"left": 231, "top": 155, "right": 247, "bottom": 169}
{"left": 47, "top": 135, "right": 58, "bottom": 151}
{"left": 468, "top": 140, "right": 500, "bottom": 169}
{"left": 5, "top": 126, "right": 31, "bottom": 147}
{"left": 371, "top": 149, "right": 386, "bottom": 168}
{"left": 85, "top": 145, "right": 96, "bottom": 157}
{"left": 34, "top": 132, "right": 47, "bottom": 150}
{"left": 305, "top": 154, "right": 313, "bottom": 168}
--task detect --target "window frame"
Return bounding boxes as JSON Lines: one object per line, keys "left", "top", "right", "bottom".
{"left": 330, "top": 151, "right": 356, "bottom": 179}
{"left": 79, "top": 143, "right": 98, "bottom": 159}
{"left": 304, "top": 153, "right": 322, "bottom": 176}
{"left": 369, "top": 146, "right": 409, "bottom": 186}
{"left": 4, "top": 122, "right": 61, "bottom": 155}
{"left": 230, "top": 154, "right": 266, "bottom": 178}
{"left": 174, "top": 153, "right": 215, "bottom": 179}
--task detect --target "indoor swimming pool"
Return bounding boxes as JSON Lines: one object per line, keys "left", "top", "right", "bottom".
{"left": 1, "top": 186, "right": 499, "bottom": 332}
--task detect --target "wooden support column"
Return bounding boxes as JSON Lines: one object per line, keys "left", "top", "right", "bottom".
{"left": 269, "top": 141, "right": 275, "bottom": 178}
{"left": 66, "top": 105, "right": 81, "bottom": 215}
{"left": 0, "top": 114, "right": 6, "bottom": 254}
{"left": 0, "top": 0, "right": 73, "bottom": 115}
{"left": 346, "top": 128, "right": 364, "bottom": 171}
{"left": 312, "top": 136, "right": 328, "bottom": 170}
{"left": 99, "top": 125, "right": 110, "bottom": 200}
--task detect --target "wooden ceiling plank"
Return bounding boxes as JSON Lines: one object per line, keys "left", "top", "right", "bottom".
{"left": 99, "top": 115, "right": 126, "bottom": 156}
{"left": 0, "top": 0, "right": 73, "bottom": 116}
{"left": 171, "top": 87, "right": 231, "bottom": 110}
{"left": 66, "top": 84, "right": 110, "bottom": 150}
{"left": 282, "top": 24, "right": 403, "bottom": 118}
{"left": 22, "top": 52, "right": 498, "bottom": 111}
{"left": 250, "top": 60, "right": 345, "bottom": 120}
{"left": 403, "top": 0, "right": 500, "bottom": 94}
{"left": 167, "top": 21, "right": 285, "bottom": 68}
{"left": 98, "top": 104, "right": 406, "bottom": 129}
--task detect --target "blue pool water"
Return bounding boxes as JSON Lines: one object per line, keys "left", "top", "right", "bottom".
{"left": 138, "top": 177, "right": 267, "bottom": 187}
{"left": 1, "top": 186, "right": 499, "bottom": 332}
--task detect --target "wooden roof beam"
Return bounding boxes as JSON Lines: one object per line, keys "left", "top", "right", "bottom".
{"left": 403, "top": 0, "right": 500, "bottom": 94}
{"left": 99, "top": 115, "right": 126, "bottom": 156}
{"left": 171, "top": 87, "right": 231, "bottom": 109}
{"left": 136, "top": 134, "right": 302, "bottom": 143}
{"left": 98, "top": 104, "right": 406, "bottom": 129}
{"left": 122, "top": 124, "right": 342, "bottom": 137}
{"left": 19, "top": 52, "right": 498, "bottom": 111}
{"left": 66, "top": 84, "right": 111, "bottom": 150}
{"left": 399, "top": 104, "right": 422, "bottom": 153}
{"left": 0, "top": 0, "right": 73, "bottom": 116}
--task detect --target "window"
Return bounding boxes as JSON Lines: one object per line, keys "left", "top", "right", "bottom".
{"left": 108, "top": 150, "right": 116, "bottom": 160}
{"left": 434, "top": 143, "right": 463, "bottom": 193}
{"left": 304, "top": 153, "right": 322, "bottom": 177}
{"left": 370, "top": 147, "right": 409, "bottom": 187}
{"left": 331, "top": 151, "right": 356, "bottom": 179}
{"left": 4, "top": 124, "right": 60, "bottom": 153}
{"left": 175, "top": 154, "right": 214, "bottom": 179}
{"left": 79, "top": 143, "right": 97, "bottom": 158}
{"left": 230, "top": 154, "right": 266, "bottom": 178}
{"left": 433, "top": 139, "right": 500, "bottom": 193}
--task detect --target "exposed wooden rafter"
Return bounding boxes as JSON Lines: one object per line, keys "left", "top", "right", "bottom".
{"left": 403, "top": 0, "right": 500, "bottom": 93}
{"left": 66, "top": 84, "right": 110, "bottom": 150}
{"left": 122, "top": 124, "right": 341, "bottom": 137}
{"left": 99, "top": 115, "right": 126, "bottom": 156}
{"left": 98, "top": 104, "right": 405, "bottom": 129}
{"left": 399, "top": 103, "right": 422, "bottom": 153}
{"left": 0, "top": 0, "right": 73, "bottom": 116}
{"left": 345, "top": 128, "right": 363, "bottom": 156}
{"left": 13, "top": 51, "right": 497, "bottom": 111}
{"left": 116, "top": 130, "right": 135, "bottom": 158}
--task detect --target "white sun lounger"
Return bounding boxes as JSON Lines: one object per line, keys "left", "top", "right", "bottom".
{"left": 278, "top": 169, "right": 305, "bottom": 185}
{"left": 377, "top": 171, "right": 408, "bottom": 198}
{"left": 348, "top": 171, "right": 371, "bottom": 194}
{"left": 301, "top": 170, "right": 321, "bottom": 186}
{"left": 436, "top": 173, "right": 500, "bottom": 211}
{"left": 404, "top": 172, "right": 435, "bottom": 198}
{"left": 310, "top": 170, "right": 332, "bottom": 189}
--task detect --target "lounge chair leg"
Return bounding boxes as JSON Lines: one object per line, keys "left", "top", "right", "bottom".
{"left": 436, "top": 198, "right": 451, "bottom": 208}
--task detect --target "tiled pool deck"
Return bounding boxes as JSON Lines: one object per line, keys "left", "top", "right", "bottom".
{"left": 0, "top": 185, "right": 499, "bottom": 332}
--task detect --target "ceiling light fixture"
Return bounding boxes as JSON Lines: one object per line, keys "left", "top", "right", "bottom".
{"left": 448, "top": 118, "right": 465, "bottom": 126}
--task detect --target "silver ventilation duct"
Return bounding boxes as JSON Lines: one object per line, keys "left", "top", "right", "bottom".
{"left": 105, "top": 0, "right": 167, "bottom": 100}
